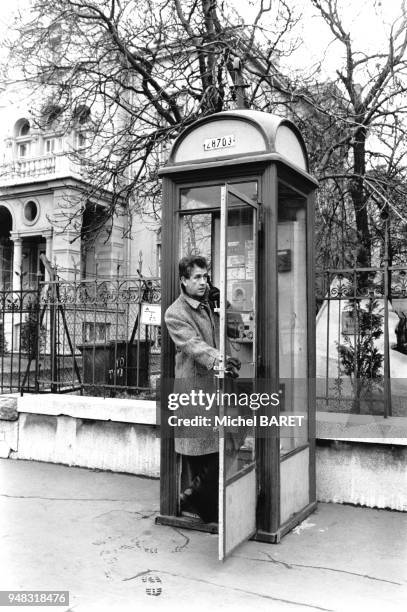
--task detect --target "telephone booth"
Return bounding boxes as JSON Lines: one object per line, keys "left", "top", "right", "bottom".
{"left": 156, "top": 110, "right": 318, "bottom": 560}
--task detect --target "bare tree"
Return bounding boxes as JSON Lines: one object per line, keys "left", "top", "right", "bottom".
{"left": 259, "top": 0, "right": 407, "bottom": 266}
{"left": 7, "top": 0, "right": 407, "bottom": 268}
{"left": 5, "top": 0, "right": 297, "bottom": 240}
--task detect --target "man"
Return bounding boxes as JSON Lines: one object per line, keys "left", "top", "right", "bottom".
{"left": 164, "top": 255, "right": 240, "bottom": 523}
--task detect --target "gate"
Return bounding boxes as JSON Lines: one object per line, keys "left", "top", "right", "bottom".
{"left": 0, "top": 276, "right": 161, "bottom": 396}
{"left": 0, "top": 285, "right": 40, "bottom": 393}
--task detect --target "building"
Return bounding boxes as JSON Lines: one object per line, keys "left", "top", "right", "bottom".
{"left": 0, "top": 82, "right": 160, "bottom": 289}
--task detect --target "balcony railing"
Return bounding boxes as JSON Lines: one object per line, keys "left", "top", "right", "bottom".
{"left": 0, "top": 154, "right": 80, "bottom": 185}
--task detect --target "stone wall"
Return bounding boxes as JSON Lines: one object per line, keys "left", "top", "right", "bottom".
{"left": 0, "top": 394, "right": 159, "bottom": 478}
{"left": 1, "top": 394, "right": 406, "bottom": 510}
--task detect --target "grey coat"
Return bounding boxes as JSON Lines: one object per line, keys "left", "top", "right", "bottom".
{"left": 164, "top": 290, "right": 220, "bottom": 455}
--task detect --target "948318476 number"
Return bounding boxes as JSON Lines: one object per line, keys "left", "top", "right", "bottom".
{"left": 0, "top": 591, "right": 69, "bottom": 606}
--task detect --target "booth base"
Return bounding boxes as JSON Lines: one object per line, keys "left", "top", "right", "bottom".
{"left": 155, "top": 514, "right": 218, "bottom": 534}
{"left": 155, "top": 500, "right": 318, "bottom": 543}
{"left": 254, "top": 500, "right": 318, "bottom": 543}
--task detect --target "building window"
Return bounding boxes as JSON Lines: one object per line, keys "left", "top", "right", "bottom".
{"left": 19, "top": 120, "right": 30, "bottom": 137}
{"left": 75, "top": 131, "right": 87, "bottom": 149}
{"left": 18, "top": 142, "right": 30, "bottom": 158}
{"left": 15, "top": 119, "right": 33, "bottom": 159}
{"left": 73, "top": 105, "right": 90, "bottom": 151}
{"left": 41, "top": 104, "right": 62, "bottom": 128}
{"left": 44, "top": 137, "right": 63, "bottom": 154}
{"left": 73, "top": 105, "right": 91, "bottom": 125}
{"left": 45, "top": 139, "right": 53, "bottom": 154}
{"left": 23, "top": 201, "right": 39, "bottom": 224}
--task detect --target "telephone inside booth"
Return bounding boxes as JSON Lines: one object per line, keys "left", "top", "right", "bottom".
{"left": 157, "top": 110, "right": 318, "bottom": 560}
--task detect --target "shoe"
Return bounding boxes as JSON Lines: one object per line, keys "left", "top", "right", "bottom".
{"left": 180, "top": 475, "right": 218, "bottom": 524}
{"left": 180, "top": 487, "right": 199, "bottom": 515}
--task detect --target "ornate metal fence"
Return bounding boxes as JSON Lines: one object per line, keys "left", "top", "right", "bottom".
{"left": 0, "top": 277, "right": 161, "bottom": 397}
{"left": 0, "top": 285, "right": 39, "bottom": 393}
{"left": 315, "top": 264, "right": 407, "bottom": 417}
{"left": 2, "top": 264, "right": 407, "bottom": 416}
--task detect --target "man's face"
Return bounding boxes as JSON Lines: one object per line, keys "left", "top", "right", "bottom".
{"left": 181, "top": 265, "right": 208, "bottom": 299}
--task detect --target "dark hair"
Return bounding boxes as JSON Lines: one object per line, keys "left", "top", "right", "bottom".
{"left": 179, "top": 255, "right": 208, "bottom": 279}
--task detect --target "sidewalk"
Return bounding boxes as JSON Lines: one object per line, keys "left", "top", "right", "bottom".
{"left": 0, "top": 458, "right": 406, "bottom": 612}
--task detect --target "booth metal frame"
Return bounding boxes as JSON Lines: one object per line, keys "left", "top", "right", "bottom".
{"left": 157, "top": 111, "right": 318, "bottom": 544}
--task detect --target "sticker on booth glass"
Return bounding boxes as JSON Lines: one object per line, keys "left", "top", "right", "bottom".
{"left": 141, "top": 303, "right": 161, "bottom": 326}
{"left": 203, "top": 134, "right": 236, "bottom": 152}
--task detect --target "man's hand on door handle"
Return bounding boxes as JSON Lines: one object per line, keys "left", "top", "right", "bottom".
{"left": 225, "top": 356, "right": 241, "bottom": 378}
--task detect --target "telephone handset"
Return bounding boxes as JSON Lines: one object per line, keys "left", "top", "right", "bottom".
{"left": 207, "top": 276, "right": 220, "bottom": 310}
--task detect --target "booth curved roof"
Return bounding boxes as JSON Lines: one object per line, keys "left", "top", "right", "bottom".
{"left": 168, "top": 109, "right": 310, "bottom": 172}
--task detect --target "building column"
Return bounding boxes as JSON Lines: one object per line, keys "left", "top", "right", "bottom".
{"left": 12, "top": 237, "right": 23, "bottom": 291}
{"left": 49, "top": 192, "right": 81, "bottom": 281}
{"left": 94, "top": 224, "right": 124, "bottom": 278}
{"left": 44, "top": 230, "right": 53, "bottom": 281}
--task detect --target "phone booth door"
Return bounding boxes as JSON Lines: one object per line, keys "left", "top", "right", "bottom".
{"left": 217, "top": 184, "right": 258, "bottom": 561}
{"left": 178, "top": 178, "right": 259, "bottom": 557}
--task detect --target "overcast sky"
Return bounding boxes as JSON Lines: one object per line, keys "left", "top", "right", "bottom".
{"left": 291, "top": 0, "right": 405, "bottom": 74}
{"left": 0, "top": 0, "right": 405, "bottom": 78}
{"left": 228, "top": 0, "right": 406, "bottom": 77}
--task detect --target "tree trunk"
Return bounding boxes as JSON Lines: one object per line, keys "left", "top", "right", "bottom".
{"left": 350, "top": 127, "right": 371, "bottom": 266}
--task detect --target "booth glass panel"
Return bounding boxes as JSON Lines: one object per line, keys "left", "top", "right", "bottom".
{"left": 219, "top": 184, "right": 258, "bottom": 561}
{"left": 224, "top": 203, "right": 257, "bottom": 476}
{"left": 180, "top": 212, "right": 214, "bottom": 262}
{"left": 278, "top": 184, "right": 308, "bottom": 454}
{"left": 180, "top": 182, "right": 257, "bottom": 211}
{"left": 180, "top": 184, "right": 222, "bottom": 210}
{"left": 226, "top": 181, "right": 258, "bottom": 207}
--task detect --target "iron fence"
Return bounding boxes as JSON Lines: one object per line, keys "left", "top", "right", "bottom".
{"left": 2, "top": 264, "right": 407, "bottom": 418}
{"left": 315, "top": 263, "right": 407, "bottom": 418}
{"left": 0, "top": 276, "right": 161, "bottom": 397}
{"left": 0, "top": 285, "right": 39, "bottom": 393}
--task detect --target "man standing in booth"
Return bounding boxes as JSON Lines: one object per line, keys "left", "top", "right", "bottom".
{"left": 164, "top": 255, "right": 240, "bottom": 523}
